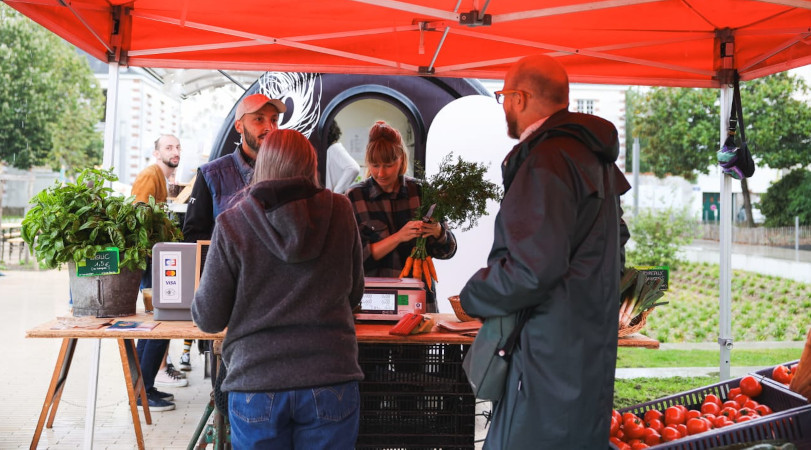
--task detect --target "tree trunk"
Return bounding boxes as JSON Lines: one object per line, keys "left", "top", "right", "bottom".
{"left": 741, "top": 177, "right": 756, "bottom": 227}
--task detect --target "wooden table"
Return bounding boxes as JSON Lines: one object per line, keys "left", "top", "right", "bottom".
{"left": 26, "top": 313, "right": 225, "bottom": 450}
{"left": 26, "top": 313, "right": 657, "bottom": 449}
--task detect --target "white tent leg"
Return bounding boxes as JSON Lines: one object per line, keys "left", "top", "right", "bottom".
{"left": 101, "top": 62, "right": 120, "bottom": 174}
{"left": 718, "top": 85, "right": 733, "bottom": 380}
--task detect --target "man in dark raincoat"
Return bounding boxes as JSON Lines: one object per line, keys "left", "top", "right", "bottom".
{"left": 460, "top": 54, "right": 631, "bottom": 449}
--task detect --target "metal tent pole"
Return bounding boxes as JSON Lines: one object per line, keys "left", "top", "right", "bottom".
{"left": 718, "top": 85, "right": 733, "bottom": 380}
{"left": 101, "top": 62, "right": 120, "bottom": 175}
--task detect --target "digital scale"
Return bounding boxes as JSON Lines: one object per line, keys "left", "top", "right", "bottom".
{"left": 354, "top": 277, "right": 426, "bottom": 321}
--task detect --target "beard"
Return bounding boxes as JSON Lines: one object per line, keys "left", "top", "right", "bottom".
{"left": 162, "top": 157, "right": 179, "bottom": 168}
{"left": 243, "top": 127, "right": 262, "bottom": 155}
{"left": 506, "top": 110, "right": 520, "bottom": 140}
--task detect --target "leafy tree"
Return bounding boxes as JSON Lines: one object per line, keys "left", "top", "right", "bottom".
{"left": 630, "top": 73, "right": 811, "bottom": 226}
{"left": 756, "top": 169, "right": 811, "bottom": 226}
{"left": 0, "top": 4, "right": 104, "bottom": 175}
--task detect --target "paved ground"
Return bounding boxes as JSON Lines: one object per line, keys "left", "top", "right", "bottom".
{"left": 0, "top": 238, "right": 808, "bottom": 448}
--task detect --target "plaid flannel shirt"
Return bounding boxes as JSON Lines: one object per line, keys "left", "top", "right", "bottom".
{"left": 346, "top": 175, "right": 457, "bottom": 278}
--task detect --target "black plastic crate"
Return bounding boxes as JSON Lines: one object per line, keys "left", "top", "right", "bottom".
{"left": 356, "top": 343, "right": 475, "bottom": 450}
{"left": 619, "top": 374, "right": 807, "bottom": 417}
{"left": 752, "top": 360, "right": 802, "bottom": 394}
{"left": 647, "top": 404, "right": 811, "bottom": 449}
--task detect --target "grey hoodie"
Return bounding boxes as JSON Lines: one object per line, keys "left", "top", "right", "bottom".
{"left": 192, "top": 177, "right": 365, "bottom": 392}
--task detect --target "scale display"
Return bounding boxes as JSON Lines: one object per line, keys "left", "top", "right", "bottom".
{"left": 358, "top": 289, "right": 398, "bottom": 315}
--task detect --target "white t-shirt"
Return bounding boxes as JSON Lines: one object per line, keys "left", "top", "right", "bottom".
{"left": 325, "top": 142, "right": 360, "bottom": 194}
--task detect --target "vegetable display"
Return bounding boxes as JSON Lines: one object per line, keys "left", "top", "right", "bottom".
{"left": 619, "top": 267, "right": 668, "bottom": 329}
{"left": 610, "top": 376, "right": 773, "bottom": 449}
{"left": 399, "top": 153, "right": 502, "bottom": 290}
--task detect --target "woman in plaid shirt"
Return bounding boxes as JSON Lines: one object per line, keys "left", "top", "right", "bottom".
{"left": 345, "top": 121, "right": 457, "bottom": 312}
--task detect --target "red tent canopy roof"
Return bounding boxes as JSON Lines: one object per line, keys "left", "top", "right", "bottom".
{"left": 7, "top": 0, "right": 811, "bottom": 87}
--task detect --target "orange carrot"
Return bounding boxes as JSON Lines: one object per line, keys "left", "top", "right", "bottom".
{"left": 423, "top": 259, "right": 433, "bottom": 291}
{"left": 400, "top": 256, "right": 414, "bottom": 278}
{"left": 413, "top": 257, "right": 423, "bottom": 281}
{"left": 425, "top": 256, "right": 438, "bottom": 282}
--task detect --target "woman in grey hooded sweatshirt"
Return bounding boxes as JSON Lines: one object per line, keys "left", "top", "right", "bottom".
{"left": 192, "top": 129, "right": 365, "bottom": 449}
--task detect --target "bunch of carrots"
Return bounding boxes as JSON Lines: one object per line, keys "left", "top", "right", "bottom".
{"left": 399, "top": 236, "right": 438, "bottom": 291}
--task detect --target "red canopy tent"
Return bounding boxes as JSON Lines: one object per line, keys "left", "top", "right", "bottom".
{"left": 6, "top": 0, "right": 811, "bottom": 86}
{"left": 7, "top": 0, "right": 811, "bottom": 378}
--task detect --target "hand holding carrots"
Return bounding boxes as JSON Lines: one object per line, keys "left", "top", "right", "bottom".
{"left": 399, "top": 236, "right": 439, "bottom": 291}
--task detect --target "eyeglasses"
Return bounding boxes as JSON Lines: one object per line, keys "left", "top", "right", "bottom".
{"left": 494, "top": 89, "right": 526, "bottom": 104}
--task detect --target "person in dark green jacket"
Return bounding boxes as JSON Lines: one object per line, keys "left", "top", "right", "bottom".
{"left": 460, "top": 54, "right": 631, "bottom": 449}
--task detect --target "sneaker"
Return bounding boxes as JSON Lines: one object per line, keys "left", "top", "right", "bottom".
{"left": 179, "top": 352, "right": 192, "bottom": 371}
{"left": 166, "top": 363, "right": 186, "bottom": 379}
{"left": 137, "top": 394, "right": 175, "bottom": 412}
{"left": 155, "top": 367, "right": 189, "bottom": 387}
{"left": 148, "top": 387, "right": 174, "bottom": 402}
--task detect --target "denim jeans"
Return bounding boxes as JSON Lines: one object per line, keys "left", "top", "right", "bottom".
{"left": 136, "top": 339, "right": 169, "bottom": 390}
{"left": 228, "top": 380, "right": 360, "bottom": 450}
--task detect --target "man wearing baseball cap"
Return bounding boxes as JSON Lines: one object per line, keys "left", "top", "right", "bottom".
{"left": 183, "top": 93, "right": 286, "bottom": 243}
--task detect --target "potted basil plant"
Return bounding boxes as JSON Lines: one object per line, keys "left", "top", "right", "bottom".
{"left": 21, "top": 168, "right": 183, "bottom": 317}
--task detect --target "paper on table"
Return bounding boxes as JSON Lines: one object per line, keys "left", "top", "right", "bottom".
{"left": 50, "top": 316, "right": 112, "bottom": 330}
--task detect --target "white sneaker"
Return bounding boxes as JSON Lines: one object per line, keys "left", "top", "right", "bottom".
{"left": 179, "top": 352, "right": 192, "bottom": 371}
{"left": 155, "top": 367, "right": 188, "bottom": 387}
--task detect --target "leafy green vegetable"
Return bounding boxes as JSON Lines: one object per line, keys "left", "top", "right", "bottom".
{"left": 417, "top": 153, "right": 502, "bottom": 231}
{"left": 21, "top": 167, "right": 182, "bottom": 271}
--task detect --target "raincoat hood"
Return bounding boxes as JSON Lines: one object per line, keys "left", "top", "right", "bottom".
{"left": 239, "top": 178, "right": 332, "bottom": 264}
{"left": 539, "top": 108, "right": 620, "bottom": 163}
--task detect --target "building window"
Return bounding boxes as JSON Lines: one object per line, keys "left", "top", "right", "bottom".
{"left": 576, "top": 99, "right": 595, "bottom": 114}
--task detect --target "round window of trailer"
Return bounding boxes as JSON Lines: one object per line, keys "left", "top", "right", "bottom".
{"left": 332, "top": 98, "right": 416, "bottom": 178}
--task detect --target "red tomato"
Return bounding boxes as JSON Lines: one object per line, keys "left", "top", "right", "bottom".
{"left": 642, "top": 428, "right": 661, "bottom": 446}
{"left": 610, "top": 436, "right": 628, "bottom": 449}
{"left": 661, "top": 426, "right": 681, "bottom": 442}
{"left": 702, "top": 413, "right": 717, "bottom": 424}
{"left": 736, "top": 415, "right": 753, "bottom": 423}
{"left": 631, "top": 443, "right": 650, "bottom": 450}
{"left": 703, "top": 394, "right": 722, "bottom": 406}
{"left": 743, "top": 399, "right": 759, "bottom": 410}
{"left": 701, "top": 402, "right": 720, "bottom": 415}
{"left": 734, "top": 394, "right": 751, "bottom": 407}
{"left": 622, "top": 412, "right": 639, "bottom": 424}
{"left": 645, "top": 419, "right": 664, "bottom": 433}
{"left": 737, "top": 407, "right": 755, "bottom": 419}
{"left": 616, "top": 429, "right": 625, "bottom": 441}
{"left": 686, "top": 417, "right": 710, "bottom": 435}
{"left": 676, "top": 424, "right": 688, "bottom": 437}
{"left": 664, "top": 406, "right": 687, "bottom": 425}
{"left": 720, "top": 406, "right": 739, "bottom": 420}
{"left": 740, "top": 376, "right": 763, "bottom": 398}
{"left": 686, "top": 409, "right": 702, "bottom": 420}
{"left": 755, "top": 404, "right": 773, "bottom": 416}
{"left": 714, "top": 416, "right": 732, "bottom": 428}
{"left": 773, "top": 365, "right": 792, "bottom": 384}
{"left": 611, "top": 416, "right": 620, "bottom": 436}
{"left": 722, "top": 400, "right": 739, "bottom": 409}
{"left": 623, "top": 417, "right": 646, "bottom": 440}
{"left": 613, "top": 409, "right": 623, "bottom": 422}
{"left": 728, "top": 387, "right": 742, "bottom": 399}
{"left": 643, "top": 409, "right": 663, "bottom": 423}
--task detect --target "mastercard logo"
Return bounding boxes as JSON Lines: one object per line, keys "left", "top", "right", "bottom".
{"left": 165, "top": 270, "right": 177, "bottom": 277}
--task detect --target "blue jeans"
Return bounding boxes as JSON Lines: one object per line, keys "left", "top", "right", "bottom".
{"left": 228, "top": 380, "right": 360, "bottom": 450}
{"left": 136, "top": 339, "right": 169, "bottom": 390}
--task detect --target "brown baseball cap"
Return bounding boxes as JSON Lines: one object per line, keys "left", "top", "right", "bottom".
{"left": 235, "top": 94, "right": 286, "bottom": 119}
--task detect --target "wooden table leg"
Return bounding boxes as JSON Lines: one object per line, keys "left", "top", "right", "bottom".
{"left": 117, "top": 339, "right": 151, "bottom": 450}
{"left": 31, "top": 338, "right": 77, "bottom": 450}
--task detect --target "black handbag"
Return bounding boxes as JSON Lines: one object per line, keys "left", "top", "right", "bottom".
{"left": 717, "top": 75, "right": 756, "bottom": 179}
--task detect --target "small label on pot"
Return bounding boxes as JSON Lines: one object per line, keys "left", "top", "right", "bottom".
{"left": 76, "top": 247, "right": 120, "bottom": 277}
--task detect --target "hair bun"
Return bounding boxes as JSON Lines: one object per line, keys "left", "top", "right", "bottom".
{"left": 369, "top": 120, "right": 400, "bottom": 142}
